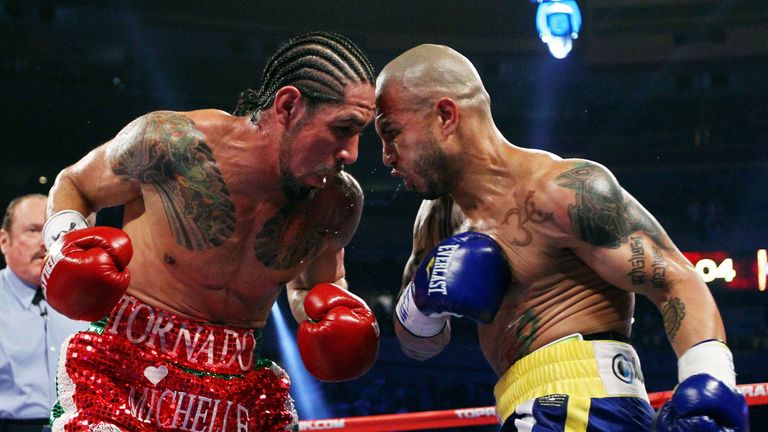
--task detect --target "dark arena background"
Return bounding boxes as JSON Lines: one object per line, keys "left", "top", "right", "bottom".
{"left": 1, "top": 1, "right": 766, "bottom": 430}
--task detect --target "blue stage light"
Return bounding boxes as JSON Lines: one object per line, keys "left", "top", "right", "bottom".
{"left": 535, "top": 0, "right": 582, "bottom": 59}
{"left": 270, "top": 302, "right": 332, "bottom": 420}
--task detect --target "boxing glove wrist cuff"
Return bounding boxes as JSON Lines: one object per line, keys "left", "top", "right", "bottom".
{"left": 678, "top": 339, "right": 736, "bottom": 387}
{"left": 43, "top": 210, "right": 89, "bottom": 250}
{"left": 395, "top": 281, "right": 448, "bottom": 338}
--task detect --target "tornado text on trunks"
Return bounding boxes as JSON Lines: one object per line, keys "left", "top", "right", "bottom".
{"left": 109, "top": 112, "right": 236, "bottom": 251}
{"left": 107, "top": 297, "right": 256, "bottom": 371}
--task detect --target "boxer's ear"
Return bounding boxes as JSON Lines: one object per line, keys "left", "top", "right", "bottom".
{"left": 274, "top": 86, "right": 302, "bottom": 125}
{"left": 435, "top": 97, "right": 459, "bottom": 135}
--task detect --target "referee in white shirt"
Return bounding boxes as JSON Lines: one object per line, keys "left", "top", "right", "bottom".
{"left": 0, "top": 194, "right": 88, "bottom": 432}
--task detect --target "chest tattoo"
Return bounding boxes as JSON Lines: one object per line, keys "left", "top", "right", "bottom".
{"left": 501, "top": 190, "right": 553, "bottom": 247}
{"left": 253, "top": 204, "right": 327, "bottom": 270}
{"left": 111, "top": 113, "right": 236, "bottom": 250}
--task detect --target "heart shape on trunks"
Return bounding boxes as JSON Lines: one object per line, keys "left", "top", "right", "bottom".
{"left": 144, "top": 365, "right": 169, "bottom": 386}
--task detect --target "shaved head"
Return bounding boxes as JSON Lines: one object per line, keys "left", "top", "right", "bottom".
{"left": 376, "top": 44, "right": 490, "bottom": 111}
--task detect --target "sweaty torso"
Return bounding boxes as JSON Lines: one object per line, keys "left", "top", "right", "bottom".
{"left": 419, "top": 154, "right": 633, "bottom": 376}
{"left": 111, "top": 110, "right": 361, "bottom": 328}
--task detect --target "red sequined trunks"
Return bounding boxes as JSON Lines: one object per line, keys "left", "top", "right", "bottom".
{"left": 51, "top": 295, "right": 298, "bottom": 432}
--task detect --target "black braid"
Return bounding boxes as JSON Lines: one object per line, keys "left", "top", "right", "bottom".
{"left": 234, "top": 31, "right": 374, "bottom": 118}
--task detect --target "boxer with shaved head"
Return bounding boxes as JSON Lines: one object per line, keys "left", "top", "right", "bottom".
{"left": 377, "top": 44, "right": 747, "bottom": 431}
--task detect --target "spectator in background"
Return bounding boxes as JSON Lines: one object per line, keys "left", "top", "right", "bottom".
{"left": 0, "top": 194, "right": 88, "bottom": 431}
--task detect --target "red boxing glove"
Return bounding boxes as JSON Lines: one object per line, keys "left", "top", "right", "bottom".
{"left": 297, "top": 283, "right": 379, "bottom": 382}
{"left": 41, "top": 227, "right": 133, "bottom": 321}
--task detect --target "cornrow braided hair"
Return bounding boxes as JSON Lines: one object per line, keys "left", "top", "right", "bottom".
{"left": 234, "top": 31, "right": 374, "bottom": 119}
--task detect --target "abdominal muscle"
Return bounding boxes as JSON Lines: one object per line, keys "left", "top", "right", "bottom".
{"left": 477, "top": 263, "right": 634, "bottom": 376}
{"left": 118, "top": 208, "right": 300, "bottom": 329}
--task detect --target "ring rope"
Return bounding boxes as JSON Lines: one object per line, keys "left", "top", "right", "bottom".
{"left": 298, "top": 382, "right": 768, "bottom": 431}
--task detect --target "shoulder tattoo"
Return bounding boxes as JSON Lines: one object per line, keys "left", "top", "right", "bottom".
{"left": 554, "top": 162, "right": 670, "bottom": 250}
{"left": 109, "top": 113, "right": 236, "bottom": 250}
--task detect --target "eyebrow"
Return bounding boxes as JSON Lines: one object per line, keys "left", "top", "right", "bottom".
{"left": 336, "top": 115, "right": 371, "bottom": 127}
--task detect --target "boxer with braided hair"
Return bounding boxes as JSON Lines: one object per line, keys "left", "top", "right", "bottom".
{"left": 234, "top": 31, "right": 374, "bottom": 118}
{"left": 43, "top": 31, "right": 379, "bottom": 431}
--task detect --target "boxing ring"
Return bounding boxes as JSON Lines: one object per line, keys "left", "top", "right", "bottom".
{"left": 297, "top": 382, "right": 768, "bottom": 431}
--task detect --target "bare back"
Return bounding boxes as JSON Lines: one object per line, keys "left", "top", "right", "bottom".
{"left": 54, "top": 110, "right": 363, "bottom": 327}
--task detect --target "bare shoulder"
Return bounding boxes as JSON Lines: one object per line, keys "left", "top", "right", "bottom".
{"left": 109, "top": 111, "right": 202, "bottom": 152}
{"left": 105, "top": 110, "right": 236, "bottom": 253}
{"left": 533, "top": 157, "right": 619, "bottom": 201}
{"left": 326, "top": 171, "right": 363, "bottom": 206}
{"left": 107, "top": 111, "right": 216, "bottom": 179}
{"left": 548, "top": 158, "right": 623, "bottom": 205}
{"left": 525, "top": 158, "right": 623, "bottom": 235}
{"left": 414, "top": 195, "right": 466, "bottom": 241}
{"left": 544, "top": 158, "right": 669, "bottom": 249}
{"left": 308, "top": 171, "right": 364, "bottom": 244}
{"left": 183, "top": 109, "right": 236, "bottom": 125}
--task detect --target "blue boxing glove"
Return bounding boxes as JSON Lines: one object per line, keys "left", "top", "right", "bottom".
{"left": 654, "top": 374, "right": 748, "bottom": 431}
{"left": 654, "top": 340, "right": 749, "bottom": 431}
{"left": 395, "top": 231, "right": 511, "bottom": 337}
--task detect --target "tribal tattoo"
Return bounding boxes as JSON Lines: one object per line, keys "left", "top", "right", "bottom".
{"left": 110, "top": 113, "right": 235, "bottom": 250}
{"left": 501, "top": 190, "right": 553, "bottom": 247}
{"left": 554, "top": 162, "right": 670, "bottom": 250}
{"left": 662, "top": 297, "right": 686, "bottom": 342}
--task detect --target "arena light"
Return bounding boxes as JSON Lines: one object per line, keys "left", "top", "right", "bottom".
{"left": 534, "top": 0, "right": 582, "bottom": 59}
{"left": 271, "top": 302, "right": 332, "bottom": 420}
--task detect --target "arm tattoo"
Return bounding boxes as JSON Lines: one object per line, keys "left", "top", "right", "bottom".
{"left": 650, "top": 245, "right": 667, "bottom": 290}
{"left": 627, "top": 236, "right": 646, "bottom": 285}
{"left": 662, "top": 297, "right": 686, "bottom": 342}
{"left": 554, "top": 162, "right": 670, "bottom": 250}
{"left": 110, "top": 113, "right": 235, "bottom": 250}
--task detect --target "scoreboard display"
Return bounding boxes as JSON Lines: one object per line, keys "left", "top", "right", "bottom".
{"left": 682, "top": 249, "right": 767, "bottom": 291}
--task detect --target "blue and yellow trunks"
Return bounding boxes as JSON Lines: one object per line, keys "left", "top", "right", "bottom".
{"left": 495, "top": 334, "right": 654, "bottom": 432}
